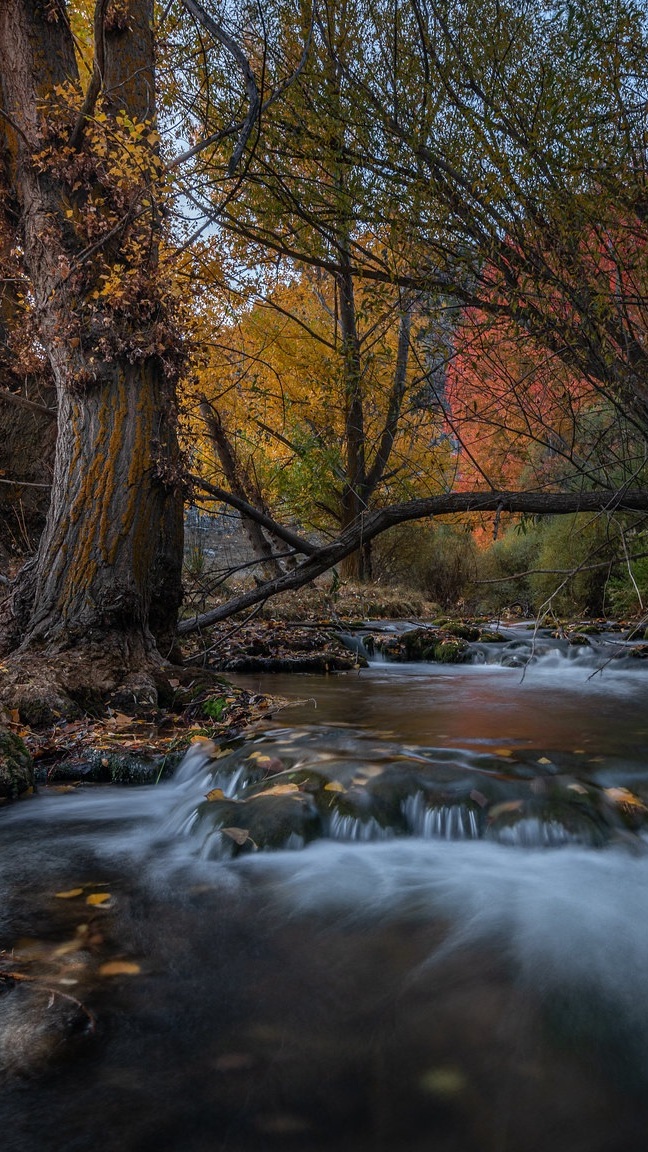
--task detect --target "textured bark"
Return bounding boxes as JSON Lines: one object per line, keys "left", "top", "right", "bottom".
{"left": 0, "top": 0, "right": 183, "bottom": 709}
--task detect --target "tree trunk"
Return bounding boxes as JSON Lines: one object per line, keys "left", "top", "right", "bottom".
{"left": 199, "top": 398, "right": 286, "bottom": 579}
{"left": 0, "top": 0, "right": 184, "bottom": 719}
{"left": 337, "top": 259, "right": 368, "bottom": 579}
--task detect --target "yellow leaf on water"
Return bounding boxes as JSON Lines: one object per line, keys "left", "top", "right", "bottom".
{"left": 53, "top": 940, "right": 83, "bottom": 957}
{"left": 537, "top": 757, "right": 553, "bottom": 765}
{"left": 493, "top": 748, "right": 513, "bottom": 757}
{"left": 489, "top": 800, "right": 524, "bottom": 820}
{"left": 604, "top": 787, "right": 647, "bottom": 811}
{"left": 98, "top": 961, "right": 141, "bottom": 977}
{"left": 205, "top": 788, "right": 226, "bottom": 802}
{"left": 257, "top": 783, "right": 300, "bottom": 797}
{"left": 324, "top": 781, "right": 345, "bottom": 792}
{"left": 86, "top": 892, "right": 111, "bottom": 906}
{"left": 54, "top": 888, "right": 84, "bottom": 900}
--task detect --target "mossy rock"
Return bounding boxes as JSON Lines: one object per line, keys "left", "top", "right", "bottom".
{"left": 445, "top": 622, "right": 481, "bottom": 642}
{"left": 431, "top": 639, "right": 471, "bottom": 663}
{"left": 0, "top": 730, "right": 34, "bottom": 800}
{"left": 195, "top": 789, "right": 322, "bottom": 854}
{"left": 67, "top": 749, "right": 177, "bottom": 784}
{"left": 479, "top": 630, "right": 507, "bottom": 643}
{"left": 629, "top": 645, "right": 648, "bottom": 660}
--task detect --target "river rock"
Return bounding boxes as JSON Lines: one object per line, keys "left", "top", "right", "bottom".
{"left": 194, "top": 789, "right": 322, "bottom": 854}
{"left": 0, "top": 729, "right": 33, "bottom": 801}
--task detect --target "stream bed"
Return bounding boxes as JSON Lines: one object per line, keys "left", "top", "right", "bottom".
{"left": 3, "top": 632, "right": 648, "bottom": 1151}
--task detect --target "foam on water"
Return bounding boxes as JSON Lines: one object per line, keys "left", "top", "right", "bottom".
{"left": 237, "top": 836, "right": 648, "bottom": 1036}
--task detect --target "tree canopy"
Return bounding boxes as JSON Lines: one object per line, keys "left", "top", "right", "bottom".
{"left": 1, "top": 0, "right": 648, "bottom": 711}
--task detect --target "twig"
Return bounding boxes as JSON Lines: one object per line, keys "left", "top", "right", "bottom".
{"left": 0, "top": 968, "right": 97, "bottom": 1035}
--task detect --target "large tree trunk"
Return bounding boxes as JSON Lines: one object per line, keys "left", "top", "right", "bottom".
{"left": 0, "top": 0, "right": 184, "bottom": 720}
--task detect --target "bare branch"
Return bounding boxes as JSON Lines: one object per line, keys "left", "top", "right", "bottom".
{"left": 178, "top": 488, "right": 648, "bottom": 633}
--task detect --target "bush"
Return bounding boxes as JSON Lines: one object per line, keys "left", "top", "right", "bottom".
{"left": 469, "top": 522, "right": 539, "bottom": 615}
{"left": 372, "top": 523, "right": 477, "bottom": 606}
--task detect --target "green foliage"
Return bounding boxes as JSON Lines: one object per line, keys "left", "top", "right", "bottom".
{"left": 469, "top": 525, "right": 539, "bottom": 615}
{"left": 606, "top": 538, "right": 648, "bottom": 616}
{"left": 470, "top": 514, "right": 648, "bottom": 617}
{"left": 202, "top": 696, "right": 228, "bottom": 721}
{"left": 373, "top": 523, "right": 477, "bottom": 605}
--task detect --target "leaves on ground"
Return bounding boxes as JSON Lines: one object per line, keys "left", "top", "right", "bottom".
{"left": 98, "top": 961, "right": 141, "bottom": 977}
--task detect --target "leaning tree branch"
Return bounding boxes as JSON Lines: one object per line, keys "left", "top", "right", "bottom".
{"left": 189, "top": 474, "right": 317, "bottom": 556}
{"left": 0, "top": 387, "right": 56, "bottom": 418}
{"left": 177, "top": 487, "right": 648, "bottom": 633}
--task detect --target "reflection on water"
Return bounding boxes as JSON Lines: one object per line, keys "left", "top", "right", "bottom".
{"left": 233, "top": 648, "right": 648, "bottom": 763}
{"left": 2, "top": 651, "right": 648, "bottom": 1151}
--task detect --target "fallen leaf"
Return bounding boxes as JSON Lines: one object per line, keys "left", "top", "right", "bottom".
{"left": 493, "top": 748, "right": 513, "bottom": 757}
{"left": 489, "top": 800, "right": 525, "bottom": 820}
{"left": 537, "top": 757, "right": 553, "bottom": 765}
{"left": 52, "top": 940, "right": 83, "bottom": 957}
{"left": 54, "top": 888, "right": 84, "bottom": 900}
{"left": 324, "top": 781, "right": 345, "bottom": 792}
{"left": 221, "top": 827, "right": 251, "bottom": 845}
{"left": 205, "top": 788, "right": 226, "bottom": 802}
{"left": 257, "top": 783, "right": 300, "bottom": 797}
{"left": 604, "top": 787, "right": 647, "bottom": 811}
{"left": 86, "top": 892, "right": 111, "bottom": 906}
{"left": 98, "top": 961, "right": 141, "bottom": 977}
{"left": 470, "top": 789, "right": 488, "bottom": 807}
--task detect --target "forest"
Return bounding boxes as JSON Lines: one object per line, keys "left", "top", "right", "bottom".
{"left": 0, "top": 0, "right": 647, "bottom": 725}
{"left": 4, "top": 4, "right": 648, "bottom": 1149}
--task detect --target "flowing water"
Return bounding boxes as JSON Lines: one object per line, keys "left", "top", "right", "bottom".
{"left": 3, "top": 630, "right": 648, "bottom": 1151}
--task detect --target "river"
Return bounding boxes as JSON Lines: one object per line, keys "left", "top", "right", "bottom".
{"left": 2, "top": 635, "right": 648, "bottom": 1151}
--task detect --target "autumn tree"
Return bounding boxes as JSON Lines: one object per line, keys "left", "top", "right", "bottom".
{"left": 0, "top": 0, "right": 186, "bottom": 720}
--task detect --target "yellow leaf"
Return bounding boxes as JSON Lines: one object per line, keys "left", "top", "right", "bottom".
{"left": 221, "top": 827, "right": 251, "bottom": 845}
{"left": 86, "top": 892, "right": 111, "bottom": 906}
{"left": 493, "top": 748, "right": 513, "bottom": 757}
{"left": 99, "top": 961, "right": 141, "bottom": 977}
{"left": 537, "top": 757, "right": 553, "bottom": 765}
{"left": 604, "top": 787, "right": 647, "bottom": 811}
{"left": 489, "top": 800, "right": 524, "bottom": 820}
{"left": 53, "top": 940, "right": 83, "bottom": 957}
{"left": 324, "top": 781, "right": 345, "bottom": 792}
{"left": 54, "top": 888, "right": 84, "bottom": 900}
{"left": 257, "top": 783, "right": 300, "bottom": 797}
{"left": 205, "top": 788, "right": 226, "bottom": 802}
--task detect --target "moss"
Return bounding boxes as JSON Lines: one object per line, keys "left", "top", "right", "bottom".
{"left": 0, "top": 730, "right": 34, "bottom": 800}
{"left": 445, "top": 622, "right": 481, "bottom": 641}
{"left": 432, "top": 640, "right": 470, "bottom": 663}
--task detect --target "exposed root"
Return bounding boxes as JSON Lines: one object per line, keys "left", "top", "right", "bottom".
{"left": 0, "top": 635, "right": 175, "bottom": 726}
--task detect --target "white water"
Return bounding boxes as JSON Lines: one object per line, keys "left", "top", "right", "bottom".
{"left": 3, "top": 648, "right": 648, "bottom": 1151}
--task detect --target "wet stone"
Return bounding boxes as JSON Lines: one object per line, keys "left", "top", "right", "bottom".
{"left": 0, "top": 730, "right": 34, "bottom": 801}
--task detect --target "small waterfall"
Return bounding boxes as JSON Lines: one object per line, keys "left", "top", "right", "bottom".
{"left": 403, "top": 792, "right": 480, "bottom": 840}
{"left": 328, "top": 811, "right": 395, "bottom": 841}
